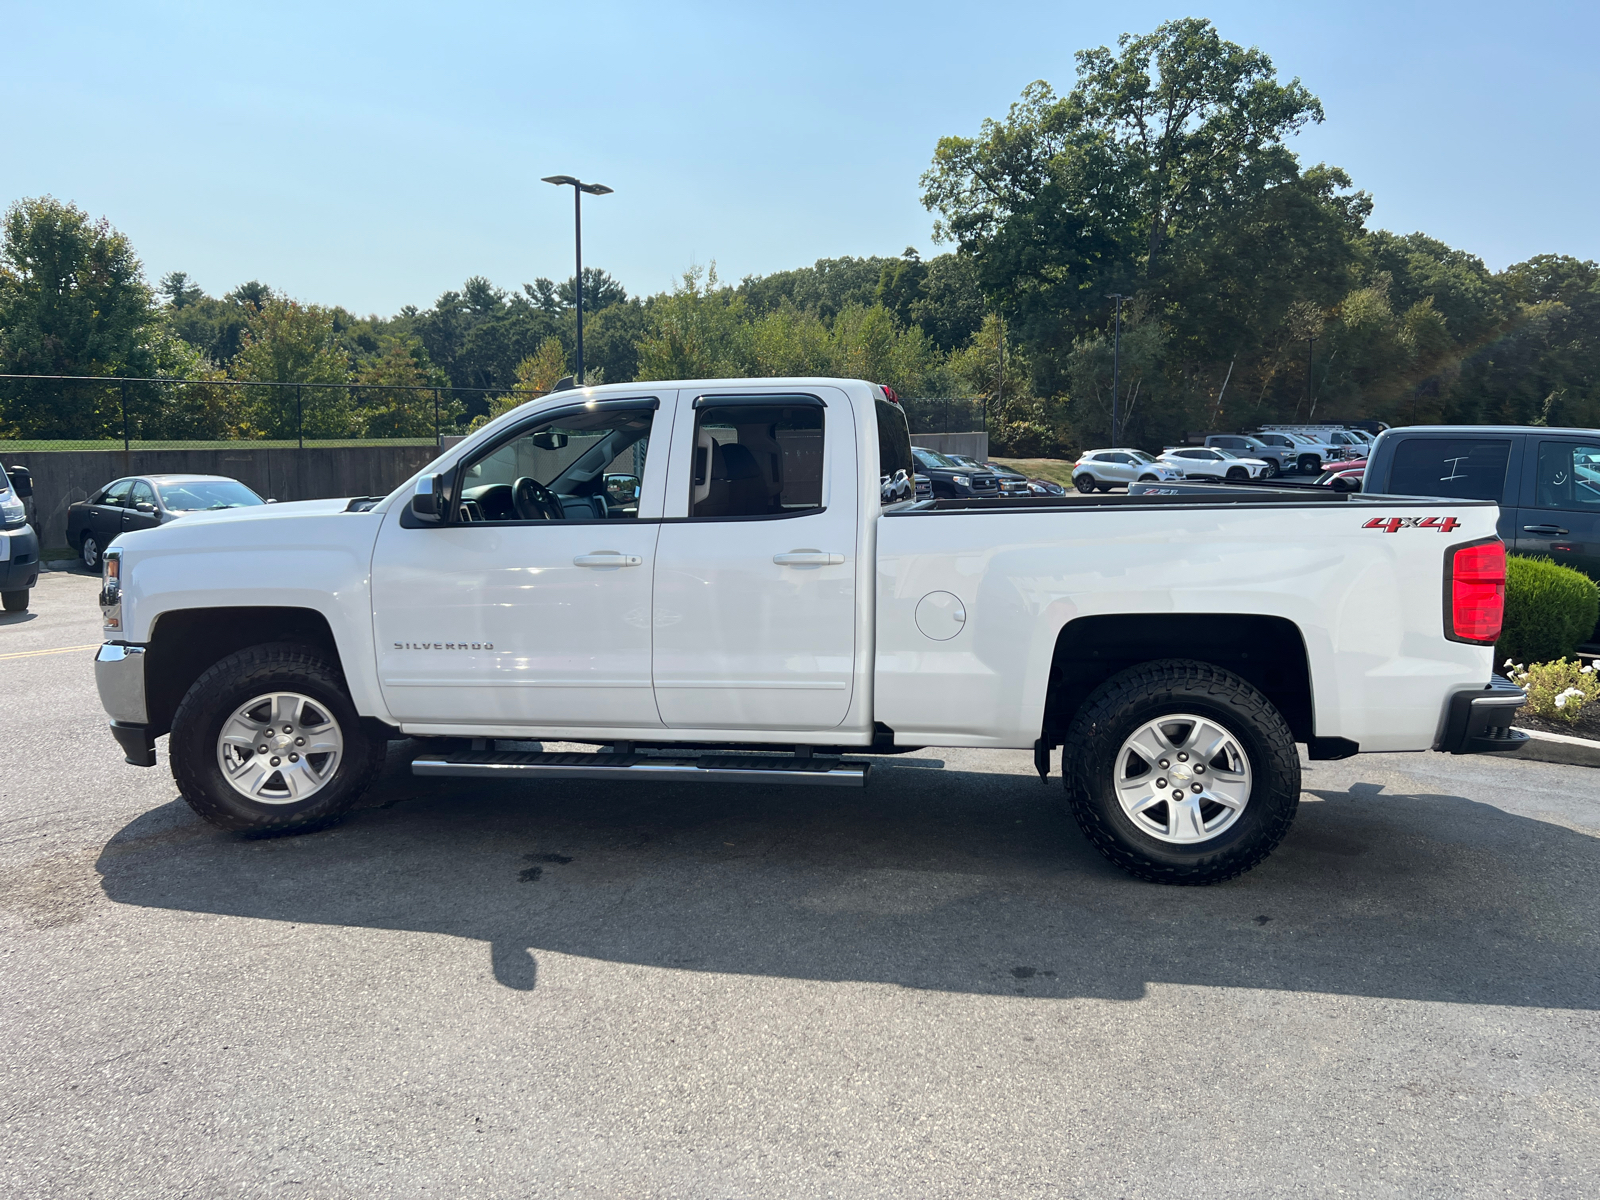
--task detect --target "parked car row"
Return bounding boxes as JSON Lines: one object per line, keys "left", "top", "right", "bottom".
{"left": 907, "top": 447, "right": 1067, "bottom": 499}
{"left": 1072, "top": 423, "right": 1387, "bottom": 493}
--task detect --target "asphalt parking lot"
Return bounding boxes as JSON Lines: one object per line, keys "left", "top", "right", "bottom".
{"left": 3, "top": 570, "right": 1598, "bottom": 1198}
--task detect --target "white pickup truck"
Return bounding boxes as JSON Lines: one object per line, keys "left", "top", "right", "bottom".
{"left": 94, "top": 378, "right": 1527, "bottom": 884}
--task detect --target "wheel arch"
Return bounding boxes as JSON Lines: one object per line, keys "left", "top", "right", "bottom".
{"left": 1040, "top": 613, "right": 1315, "bottom": 750}
{"left": 144, "top": 607, "right": 344, "bottom": 738}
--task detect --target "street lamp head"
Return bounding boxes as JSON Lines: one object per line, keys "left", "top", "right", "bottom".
{"left": 542, "top": 175, "right": 613, "bottom": 196}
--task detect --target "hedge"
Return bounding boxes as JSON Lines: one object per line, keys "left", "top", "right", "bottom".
{"left": 1495, "top": 555, "right": 1600, "bottom": 666}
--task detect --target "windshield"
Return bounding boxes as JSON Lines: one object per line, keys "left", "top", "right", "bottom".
{"left": 1213, "top": 449, "right": 1240, "bottom": 460}
{"left": 1128, "top": 450, "right": 1156, "bottom": 463}
{"left": 157, "top": 480, "right": 266, "bottom": 511}
{"left": 913, "top": 448, "right": 958, "bottom": 469}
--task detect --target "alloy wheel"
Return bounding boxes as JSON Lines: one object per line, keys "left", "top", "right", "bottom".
{"left": 216, "top": 691, "right": 345, "bottom": 804}
{"left": 1112, "top": 712, "right": 1252, "bottom": 844}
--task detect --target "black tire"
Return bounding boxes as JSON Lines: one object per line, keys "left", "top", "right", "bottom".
{"left": 1225, "top": 466, "right": 1248, "bottom": 481}
{"left": 170, "top": 642, "right": 387, "bottom": 835}
{"left": 1138, "top": 474, "right": 1158, "bottom": 482}
{"left": 1061, "top": 659, "right": 1301, "bottom": 885}
{"left": 1264, "top": 459, "right": 1280, "bottom": 477}
{"left": 1074, "top": 474, "right": 1097, "bottom": 494}
{"left": 80, "top": 533, "right": 100, "bottom": 571}
{"left": 1297, "top": 454, "right": 1320, "bottom": 475}
{"left": 1, "top": 589, "right": 27, "bottom": 612}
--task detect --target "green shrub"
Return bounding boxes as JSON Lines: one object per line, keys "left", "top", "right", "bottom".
{"left": 1495, "top": 555, "right": 1600, "bottom": 666}
{"left": 1504, "top": 658, "right": 1597, "bottom": 724}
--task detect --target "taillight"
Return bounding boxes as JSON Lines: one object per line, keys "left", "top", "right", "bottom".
{"left": 1446, "top": 539, "right": 1505, "bottom": 643}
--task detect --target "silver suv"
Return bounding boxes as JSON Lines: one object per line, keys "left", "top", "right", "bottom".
{"left": 1071, "top": 448, "right": 1183, "bottom": 493}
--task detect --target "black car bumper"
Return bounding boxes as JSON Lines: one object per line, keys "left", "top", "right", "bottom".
{"left": 1436, "top": 676, "right": 1529, "bottom": 754}
{"left": 0, "top": 525, "right": 39, "bottom": 591}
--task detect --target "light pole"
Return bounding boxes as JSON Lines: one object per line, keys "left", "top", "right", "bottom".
{"left": 1107, "top": 293, "right": 1129, "bottom": 445}
{"left": 541, "top": 175, "right": 613, "bottom": 385}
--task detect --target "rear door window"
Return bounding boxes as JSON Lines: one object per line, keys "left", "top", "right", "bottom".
{"left": 1385, "top": 438, "right": 1512, "bottom": 501}
{"left": 1534, "top": 441, "right": 1600, "bottom": 512}
{"left": 99, "top": 479, "right": 134, "bottom": 507}
{"left": 692, "top": 401, "right": 824, "bottom": 518}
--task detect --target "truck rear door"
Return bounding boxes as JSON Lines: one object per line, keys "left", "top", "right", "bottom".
{"left": 650, "top": 388, "right": 859, "bottom": 731}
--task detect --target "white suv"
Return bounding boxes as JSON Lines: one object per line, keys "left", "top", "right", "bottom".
{"left": 1158, "top": 446, "right": 1273, "bottom": 481}
{"left": 1071, "top": 448, "right": 1184, "bottom": 492}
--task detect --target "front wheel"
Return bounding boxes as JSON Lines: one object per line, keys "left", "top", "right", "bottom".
{"left": 1, "top": 589, "right": 27, "bottom": 613}
{"left": 80, "top": 534, "right": 100, "bottom": 571}
{"left": 1297, "top": 454, "right": 1320, "bottom": 475}
{"left": 169, "top": 642, "right": 388, "bottom": 834}
{"left": 1225, "top": 466, "right": 1248, "bottom": 481}
{"left": 1138, "top": 474, "right": 1158, "bottom": 482}
{"left": 1061, "top": 659, "right": 1301, "bottom": 885}
{"left": 1074, "top": 474, "right": 1097, "bottom": 494}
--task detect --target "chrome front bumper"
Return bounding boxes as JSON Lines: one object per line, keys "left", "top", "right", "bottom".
{"left": 95, "top": 643, "right": 148, "bottom": 724}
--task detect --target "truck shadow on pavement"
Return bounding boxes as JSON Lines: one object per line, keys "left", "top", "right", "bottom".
{"left": 95, "top": 750, "right": 1600, "bottom": 1007}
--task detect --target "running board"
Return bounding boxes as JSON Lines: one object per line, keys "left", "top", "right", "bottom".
{"left": 411, "top": 749, "right": 871, "bottom": 787}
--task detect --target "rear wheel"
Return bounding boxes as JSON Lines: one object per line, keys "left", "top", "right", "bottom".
{"left": 1074, "top": 474, "right": 1097, "bottom": 494}
{"left": 1061, "top": 659, "right": 1301, "bottom": 885}
{"left": 170, "top": 642, "right": 388, "bottom": 835}
{"left": 1, "top": 589, "right": 27, "bottom": 613}
{"left": 80, "top": 534, "right": 100, "bottom": 571}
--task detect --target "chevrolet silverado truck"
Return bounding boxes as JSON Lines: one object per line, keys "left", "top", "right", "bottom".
{"left": 93, "top": 379, "right": 1527, "bottom": 884}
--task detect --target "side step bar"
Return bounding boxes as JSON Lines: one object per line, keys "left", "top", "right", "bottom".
{"left": 411, "top": 749, "right": 871, "bottom": 788}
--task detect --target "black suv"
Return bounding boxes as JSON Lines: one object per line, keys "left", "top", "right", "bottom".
{"left": 911, "top": 447, "right": 1001, "bottom": 498}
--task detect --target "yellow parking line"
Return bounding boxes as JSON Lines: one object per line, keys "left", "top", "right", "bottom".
{"left": 0, "top": 643, "right": 102, "bottom": 661}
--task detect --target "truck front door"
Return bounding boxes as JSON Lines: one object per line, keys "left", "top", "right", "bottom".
{"left": 650, "top": 389, "right": 859, "bottom": 731}
{"left": 369, "top": 397, "right": 670, "bottom": 729}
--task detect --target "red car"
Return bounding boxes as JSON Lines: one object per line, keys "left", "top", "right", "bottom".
{"left": 1316, "top": 460, "right": 1366, "bottom": 491}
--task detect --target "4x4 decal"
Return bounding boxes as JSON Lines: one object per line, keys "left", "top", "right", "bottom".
{"left": 1363, "top": 515, "right": 1460, "bottom": 533}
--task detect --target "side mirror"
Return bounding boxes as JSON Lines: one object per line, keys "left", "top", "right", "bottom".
{"left": 530, "top": 430, "right": 569, "bottom": 451}
{"left": 604, "top": 473, "right": 641, "bottom": 502}
{"left": 135, "top": 502, "right": 156, "bottom": 513}
{"left": 411, "top": 473, "right": 444, "bottom": 521}
{"left": 7, "top": 466, "right": 32, "bottom": 498}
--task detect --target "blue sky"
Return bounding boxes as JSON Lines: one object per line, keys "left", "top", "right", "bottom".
{"left": 4, "top": 1, "right": 1596, "bottom": 314}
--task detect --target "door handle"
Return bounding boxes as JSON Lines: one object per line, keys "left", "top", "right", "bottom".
{"left": 1522, "top": 524, "right": 1569, "bottom": 536}
{"left": 573, "top": 552, "right": 643, "bottom": 567}
{"left": 773, "top": 550, "right": 845, "bottom": 567}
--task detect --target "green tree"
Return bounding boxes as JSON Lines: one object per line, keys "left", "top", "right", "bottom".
{"left": 921, "top": 18, "right": 1358, "bottom": 440}
{"left": 233, "top": 298, "right": 353, "bottom": 438}
{"left": 355, "top": 338, "right": 458, "bottom": 438}
{"left": 0, "top": 196, "right": 158, "bottom": 437}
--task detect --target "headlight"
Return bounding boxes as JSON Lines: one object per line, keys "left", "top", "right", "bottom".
{"left": 951, "top": 474, "right": 971, "bottom": 488}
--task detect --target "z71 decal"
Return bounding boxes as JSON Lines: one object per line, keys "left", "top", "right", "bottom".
{"left": 1363, "top": 515, "right": 1460, "bottom": 533}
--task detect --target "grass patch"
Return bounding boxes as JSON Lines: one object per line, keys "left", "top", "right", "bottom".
{"left": 992, "top": 457, "right": 1077, "bottom": 486}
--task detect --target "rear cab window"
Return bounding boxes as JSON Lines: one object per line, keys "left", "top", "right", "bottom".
{"left": 1385, "top": 437, "right": 1513, "bottom": 501}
